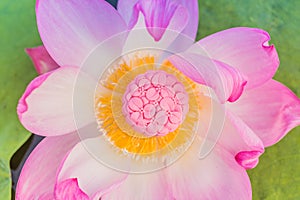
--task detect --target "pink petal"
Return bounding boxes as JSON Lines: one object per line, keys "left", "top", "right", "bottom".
{"left": 120, "top": 1, "right": 189, "bottom": 52}
{"left": 165, "top": 138, "right": 252, "bottom": 199}
{"left": 197, "top": 95, "right": 264, "bottom": 169}
{"left": 222, "top": 112, "right": 265, "bottom": 169}
{"left": 235, "top": 151, "right": 262, "bottom": 170}
{"left": 173, "top": 0, "right": 199, "bottom": 40}
{"left": 139, "top": 0, "right": 179, "bottom": 42}
{"left": 189, "top": 27, "right": 279, "bottom": 89}
{"left": 55, "top": 178, "right": 89, "bottom": 200}
{"left": 119, "top": 0, "right": 187, "bottom": 41}
{"left": 102, "top": 171, "right": 172, "bottom": 199}
{"left": 118, "top": 0, "right": 198, "bottom": 40}
{"left": 25, "top": 46, "right": 59, "bottom": 74}
{"left": 56, "top": 138, "right": 127, "bottom": 199}
{"left": 168, "top": 53, "right": 247, "bottom": 103}
{"left": 102, "top": 140, "right": 251, "bottom": 199}
{"left": 166, "top": 0, "right": 199, "bottom": 53}
{"left": 117, "top": 0, "right": 138, "bottom": 26}
{"left": 36, "top": 0, "right": 127, "bottom": 67}
{"left": 17, "top": 67, "right": 94, "bottom": 136}
{"left": 228, "top": 79, "right": 300, "bottom": 147}
{"left": 16, "top": 133, "right": 80, "bottom": 200}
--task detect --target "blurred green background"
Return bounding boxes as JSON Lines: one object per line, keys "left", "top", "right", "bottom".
{"left": 0, "top": 0, "right": 299, "bottom": 199}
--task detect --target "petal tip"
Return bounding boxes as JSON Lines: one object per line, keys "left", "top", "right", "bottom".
{"left": 35, "top": 0, "right": 40, "bottom": 13}
{"left": 261, "top": 40, "right": 280, "bottom": 70}
{"left": 55, "top": 178, "right": 89, "bottom": 200}
{"left": 17, "top": 73, "right": 50, "bottom": 127}
{"left": 243, "top": 27, "right": 280, "bottom": 73}
{"left": 235, "top": 150, "right": 264, "bottom": 169}
{"left": 25, "top": 46, "right": 59, "bottom": 74}
{"left": 227, "top": 79, "right": 248, "bottom": 103}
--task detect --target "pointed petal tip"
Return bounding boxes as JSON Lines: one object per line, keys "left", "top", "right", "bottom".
{"left": 17, "top": 67, "right": 86, "bottom": 137}
{"left": 55, "top": 178, "right": 89, "bottom": 200}
{"left": 235, "top": 150, "right": 264, "bottom": 169}
{"left": 17, "top": 72, "right": 51, "bottom": 121}
{"left": 25, "top": 46, "right": 59, "bottom": 74}
{"left": 226, "top": 71, "right": 248, "bottom": 103}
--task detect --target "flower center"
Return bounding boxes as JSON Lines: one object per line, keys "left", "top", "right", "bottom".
{"left": 95, "top": 51, "right": 200, "bottom": 158}
{"left": 122, "top": 70, "right": 189, "bottom": 137}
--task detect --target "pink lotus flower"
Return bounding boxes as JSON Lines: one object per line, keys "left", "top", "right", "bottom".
{"left": 16, "top": 0, "right": 300, "bottom": 199}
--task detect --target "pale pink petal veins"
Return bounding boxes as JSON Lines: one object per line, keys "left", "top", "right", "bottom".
{"left": 228, "top": 79, "right": 300, "bottom": 147}
{"left": 168, "top": 53, "right": 247, "bottom": 103}
{"left": 36, "top": 0, "right": 127, "bottom": 67}
{"left": 101, "top": 171, "right": 172, "bottom": 200}
{"left": 118, "top": 0, "right": 198, "bottom": 40}
{"left": 17, "top": 67, "right": 93, "bottom": 136}
{"left": 102, "top": 140, "right": 252, "bottom": 199}
{"left": 56, "top": 138, "right": 127, "bottom": 199}
{"left": 165, "top": 138, "right": 252, "bottom": 199}
{"left": 188, "top": 27, "right": 279, "bottom": 89}
{"left": 16, "top": 133, "right": 80, "bottom": 200}
{"left": 25, "top": 46, "right": 59, "bottom": 74}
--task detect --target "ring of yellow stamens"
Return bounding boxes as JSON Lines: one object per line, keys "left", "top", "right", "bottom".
{"left": 95, "top": 52, "right": 201, "bottom": 157}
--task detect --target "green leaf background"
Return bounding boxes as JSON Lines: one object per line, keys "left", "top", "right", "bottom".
{"left": 0, "top": 0, "right": 299, "bottom": 199}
